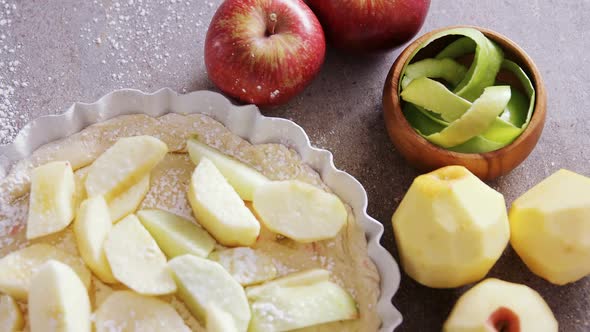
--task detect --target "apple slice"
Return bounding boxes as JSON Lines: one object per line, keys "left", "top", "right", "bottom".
{"left": 168, "top": 254, "right": 251, "bottom": 332}
{"left": 94, "top": 290, "right": 190, "bottom": 332}
{"left": 246, "top": 269, "right": 331, "bottom": 300}
{"left": 188, "top": 158, "right": 260, "bottom": 246}
{"left": 73, "top": 196, "right": 116, "bottom": 283}
{"left": 28, "top": 260, "right": 91, "bottom": 332}
{"left": 443, "top": 278, "right": 558, "bottom": 332}
{"left": 104, "top": 214, "right": 176, "bottom": 295}
{"left": 108, "top": 174, "right": 150, "bottom": 223}
{"left": 85, "top": 135, "right": 167, "bottom": 200}
{"left": 252, "top": 180, "right": 348, "bottom": 243}
{"left": 206, "top": 305, "right": 238, "bottom": 332}
{"left": 0, "top": 243, "right": 91, "bottom": 300}
{"left": 137, "top": 208, "right": 216, "bottom": 258}
{"left": 246, "top": 269, "right": 358, "bottom": 331}
{"left": 73, "top": 166, "right": 90, "bottom": 208}
{"left": 187, "top": 138, "right": 269, "bottom": 201}
{"left": 26, "top": 161, "right": 76, "bottom": 239}
{"left": 209, "top": 247, "right": 277, "bottom": 286}
{"left": 0, "top": 295, "right": 24, "bottom": 332}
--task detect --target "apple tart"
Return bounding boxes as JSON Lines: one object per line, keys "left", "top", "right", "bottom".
{"left": 0, "top": 113, "right": 381, "bottom": 331}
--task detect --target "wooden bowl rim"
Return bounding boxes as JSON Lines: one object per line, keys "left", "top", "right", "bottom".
{"left": 384, "top": 25, "right": 546, "bottom": 161}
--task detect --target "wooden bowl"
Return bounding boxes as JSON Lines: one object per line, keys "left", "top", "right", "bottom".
{"left": 382, "top": 25, "right": 546, "bottom": 180}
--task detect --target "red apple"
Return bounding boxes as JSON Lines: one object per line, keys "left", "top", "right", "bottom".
{"left": 205, "top": 0, "right": 326, "bottom": 107}
{"left": 306, "top": 0, "right": 431, "bottom": 52}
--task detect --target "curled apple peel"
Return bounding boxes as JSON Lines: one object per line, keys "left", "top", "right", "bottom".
{"left": 399, "top": 27, "right": 536, "bottom": 153}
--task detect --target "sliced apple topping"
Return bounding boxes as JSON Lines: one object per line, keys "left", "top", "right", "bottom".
{"left": 209, "top": 247, "right": 277, "bottom": 286}
{"left": 168, "top": 254, "right": 251, "bottom": 332}
{"left": 73, "top": 196, "right": 116, "bottom": 283}
{"left": 85, "top": 135, "right": 167, "bottom": 200}
{"left": 73, "top": 166, "right": 90, "bottom": 208}
{"left": 252, "top": 180, "right": 348, "bottom": 243}
{"left": 104, "top": 214, "right": 176, "bottom": 295}
{"left": 206, "top": 305, "right": 238, "bottom": 332}
{"left": 28, "top": 260, "right": 91, "bottom": 332}
{"left": 188, "top": 158, "right": 260, "bottom": 246}
{"left": 0, "top": 243, "right": 91, "bottom": 300}
{"left": 246, "top": 269, "right": 358, "bottom": 332}
{"left": 187, "top": 138, "right": 269, "bottom": 201}
{"left": 137, "top": 208, "right": 216, "bottom": 258}
{"left": 108, "top": 174, "right": 150, "bottom": 223}
{"left": 94, "top": 291, "right": 190, "bottom": 332}
{"left": 26, "top": 161, "right": 76, "bottom": 239}
{"left": 0, "top": 295, "right": 24, "bottom": 332}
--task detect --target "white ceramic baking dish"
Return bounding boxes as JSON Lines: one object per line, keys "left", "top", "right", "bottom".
{"left": 0, "top": 88, "right": 402, "bottom": 331}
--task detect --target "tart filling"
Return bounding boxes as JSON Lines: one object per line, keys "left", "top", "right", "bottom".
{"left": 0, "top": 113, "right": 380, "bottom": 331}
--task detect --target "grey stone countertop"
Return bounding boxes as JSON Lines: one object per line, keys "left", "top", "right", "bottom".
{"left": 1, "top": 0, "right": 589, "bottom": 331}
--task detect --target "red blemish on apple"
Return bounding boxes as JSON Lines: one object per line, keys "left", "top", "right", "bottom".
{"left": 487, "top": 307, "right": 520, "bottom": 332}
{"left": 8, "top": 223, "right": 24, "bottom": 236}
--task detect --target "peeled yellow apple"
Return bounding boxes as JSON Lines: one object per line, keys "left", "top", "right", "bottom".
{"left": 168, "top": 254, "right": 251, "bottom": 332}
{"left": 443, "top": 278, "right": 558, "bottom": 332}
{"left": 104, "top": 214, "right": 176, "bottom": 295}
{"left": 509, "top": 169, "right": 590, "bottom": 285}
{"left": 206, "top": 305, "right": 238, "bottom": 332}
{"left": 392, "top": 166, "right": 510, "bottom": 288}
{"left": 0, "top": 243, "right": 91, "bottom": 300}
{"left": 137, "top": 208, "right": 216, "bottom": 258}
{"left": 252, "top": 180, "right": 348, "bottom": 243}
{"left": 108, "top": 174, "right": 150, "bottom": 222}
{"left": 94, "top": 290, "right": 190, "bottom": 332}
{"left": 85, "top": 135, "right": 167, "bottom": 200}
{"left": 73, "top": 196, "right": 116, "bottom": 283}
{"left": 0, "top": 294, "right": 23, "bottom": 331}
{"left": 26, "top": 161, "right": 76, "bottom": 239}
{"left": 209, "top": 247, "right": 277, "bottom": 286}
{"left": 28, "top": 260, "right": 91, "bottom": 332}
{"left": 187, "top": 138, "right": 269, "bottom": 201}
{"left": 246, "top": 269, "right": 358, "bottom": 332}
{"left": 188, "top": 158, "right": 260, "bottom": 246}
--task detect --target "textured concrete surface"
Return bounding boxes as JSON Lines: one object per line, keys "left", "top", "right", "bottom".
{"left": 1, "top": 0, "right": 589, "bottom": 330}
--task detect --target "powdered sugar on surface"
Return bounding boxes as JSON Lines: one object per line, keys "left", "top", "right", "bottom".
{"left": 0, "top": 0, "right": 218, "bottom": 144}
{"left": 78, "top": 0, "right": 207, "bottom": 88}
{"left": 0, "top": 0, "right": 27, "bottom": 143}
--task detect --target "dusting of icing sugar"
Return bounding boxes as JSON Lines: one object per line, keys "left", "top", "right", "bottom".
{"left": 251, "top": 301, "right": 293, "bottom": 326}
{"left": 272, "top": 258, "right": 297, "bottom": 276}
{"left": 76, "top": 0, "right": 208, "bottom": 91}
{"left": 0, "top": 192, "right": 27, "bottom": 249}
{"left": 0, "top": 0, "right": 28, "bottom": 144}
{"left": 141, "top": 167, "right": 192, "bottom": 219}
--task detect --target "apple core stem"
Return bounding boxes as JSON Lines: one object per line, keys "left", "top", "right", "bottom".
{"left": 268, "top": 13, "right": 277, "bottom": 35}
